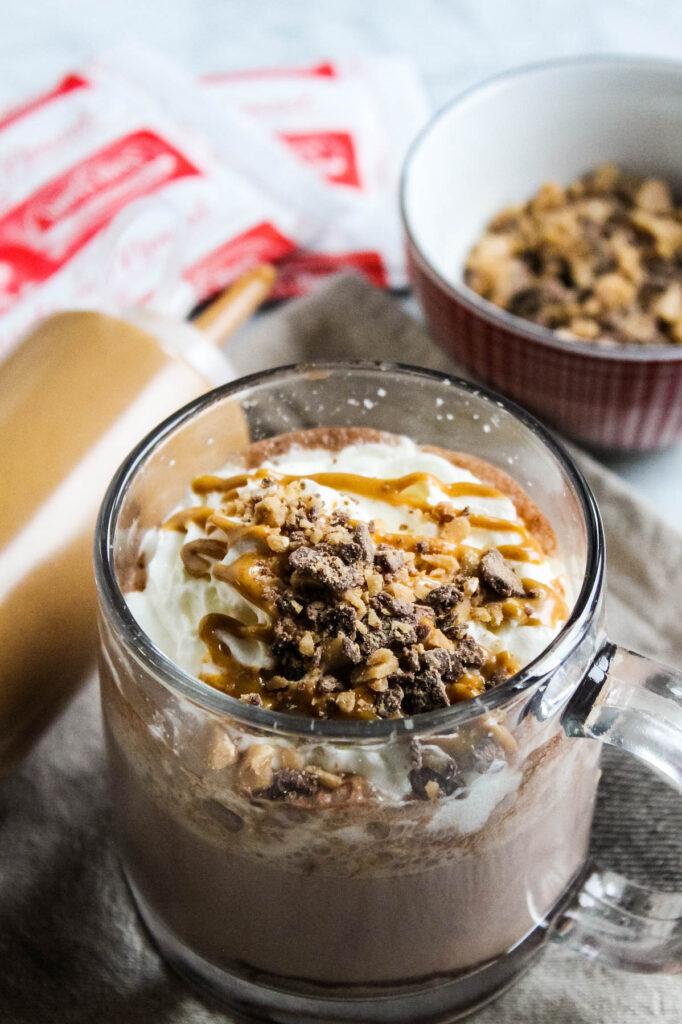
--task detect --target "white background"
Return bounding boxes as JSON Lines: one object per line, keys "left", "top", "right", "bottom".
{"left": 1, "top": 0, "right": 681, "bottom": 527}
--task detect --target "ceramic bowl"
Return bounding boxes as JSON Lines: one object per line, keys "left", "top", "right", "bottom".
{"left": 401, "top": 56, "right": 682, "bottom": 451}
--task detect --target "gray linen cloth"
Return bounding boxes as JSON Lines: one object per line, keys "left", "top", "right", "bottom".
{"left": 0, "top": 275, "right": 680, "bottom": 1023}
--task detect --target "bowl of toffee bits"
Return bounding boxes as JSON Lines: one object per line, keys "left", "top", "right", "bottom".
{"left": 401, "top": 57, "right": 682, "bottom": 451}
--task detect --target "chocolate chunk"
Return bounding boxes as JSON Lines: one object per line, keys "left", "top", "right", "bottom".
{"left": 317, "top": 603, "right": 358, "bottom": 638}
{"left": 374, "top": 682, "right": 404, "bottom": 719}
{"left": 317, "top": 675, "right": 344, "bottom": 694}
{"left": 485, "top": 672, "right": 504, "bottom": 690}
{"left": 375, "top": 544, "right": 404, "bottom": 574}
{"left": 330, "top": 510, "right": 351, "bottom": 528}
{"left": 479, "top": 549, "right": 525, "bottom": 598}
{"left": 385, "top": 618, "right": 418, "bottom": 646}
{"left": 507, "top": 287, "right": 543, "bottom": 318}
{"left": 408, "top": 761, "right": 464, "bottom": 800}
{"left": 338, "top": 522, "right": 375, "bottom": 565}
{"left": 353, "top": 522, "right": 375, "bottom": 562}
{"left": 336, "top": 542, "right": 362, "bottom": 565}
{"left": 425, "top": 584, "right": 463, "bottom": 612}
{"left": 357, "top": 621, "right": 390, "bottom": 657}
{"left": 373, "top": 592, "right": 416, "bottom": 620}
{"left": 402, "top": 669, "right": 451, "bottom": 715}
{"left": 339, "top": 636, "right": 362, "bottom": 664}
{"left": 288, "top": 544, "right": 362, "bottom": 594}
{"left": 415, "top": 622, "right": 431, "bottom": 642}
{"left": 267, "top": 768, "right": 320, "bottom": 800}
{"left": 421, "top": 649, "right": 454, "bottom": 677}
{"left": 277, "top": 590, "right": 304, "bottom": 618}
{"left": 272, "top": 617, "right": 308, "bottom": 679}
{"left": 399, "top": 647, "right": 421, "bottom": 673}
{"left": 438, "top": 613, "right": 464, "bottom": 639}
{"left": 454, "top": 635, "right": 485, "bottom": 670}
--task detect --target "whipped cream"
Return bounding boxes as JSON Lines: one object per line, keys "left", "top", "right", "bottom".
{"left": 127, "top": 437, "right": 568, "bottom": 683}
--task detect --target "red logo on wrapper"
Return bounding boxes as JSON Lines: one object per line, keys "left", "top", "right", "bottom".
{"left": 280, "top": 131, "right": 361, "bottom": 188}
{"left": 0, "top": 130, "right": 199, "bottom": 311}
{"left": 270, "top": 249, "right": 387, "bottom": 301}
{"left": 204, "top": 62, "right": 338, "bottom": 82}
{"left": 184, "top": 221, "right": 296, "bottom": 297}
{"left": 0, "top": 74, "right": 89, "bottom": 132}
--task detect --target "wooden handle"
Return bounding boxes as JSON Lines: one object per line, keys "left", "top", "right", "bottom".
{"left": 193, "top": 264, "right": 277, "bottom": 345}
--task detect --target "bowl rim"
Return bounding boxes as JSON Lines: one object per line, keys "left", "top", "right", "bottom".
{"left": 400, "top": 53, "right": 682, "bottom": 365}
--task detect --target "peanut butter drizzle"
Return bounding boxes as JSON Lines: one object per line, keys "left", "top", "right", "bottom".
{"left": 198, "top": 614, "right": 273, "bottom": 705}
{"left": 163, "top": 506, "right": 215, "bottom": 531}
{"left": 193, "top": 468, "right": 501, "bottom": 505}
{"left": 212, "top": 552, "right": 280, "bottom": 616}
{"left": 521, "top": 579, "right": 569, "bottom": 629}
{"left": 486, "top": 650, "right": 522, "bottom": 678}
{"left": 192, "top": 473, "right": 251, "bottom": 495}
{"left": 192, "top": 468, "right": 540, "bottom": 548}
{"left": 271, "top": 471, "right": 502, "bottom": 508}
{"left": 200, "top": 611, "right": 271, "bottom": 643}
{"left": 209, "top": 516, "right": 271, "bottom": 548}
{"left": 496, "top": 543, "right": 543, "bottom": 564}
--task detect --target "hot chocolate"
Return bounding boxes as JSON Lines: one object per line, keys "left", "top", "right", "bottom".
{"left": 100, "top": 426, "right": 600, "bottom": 1015}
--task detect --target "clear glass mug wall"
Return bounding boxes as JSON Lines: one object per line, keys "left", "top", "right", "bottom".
{"left": 95, "top": 364, "right": 681, "bottom": 1024}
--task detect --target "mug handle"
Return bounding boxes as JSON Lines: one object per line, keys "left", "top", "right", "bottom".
{"left": 554, "top": 641, "right": 682, "bottom": 973}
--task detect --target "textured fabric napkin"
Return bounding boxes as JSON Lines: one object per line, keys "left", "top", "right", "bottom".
{"left": 0, "top": 275, "right": 680, "bottom": 1023}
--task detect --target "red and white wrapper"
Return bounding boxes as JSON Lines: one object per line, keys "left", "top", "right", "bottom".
{"left": 0, "top": 42, "right": 344, "bottom": 361}
{"left": 203, "top": 57, "right": 431, "bottom": 297}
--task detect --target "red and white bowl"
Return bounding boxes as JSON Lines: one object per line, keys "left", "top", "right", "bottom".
{"left": 401, "top": 57, "right": 682, "bottom": 452}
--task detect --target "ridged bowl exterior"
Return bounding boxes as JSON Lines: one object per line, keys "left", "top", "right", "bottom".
{"left": 408, "top": 246, "right": 682, "bottom": 452}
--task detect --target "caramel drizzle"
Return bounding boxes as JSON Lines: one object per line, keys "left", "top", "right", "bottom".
{"left": 190, "top": 469, "right": 542, "bottom": 559}
{"left": 191, "top": 469, "right": 501, "bottom": 504}
{"left": 163, "top": 506, "right": 215, "bottom": 531}
{"left": 520, "top": 579, "right": 568, "bottom": 630}
{"left": 199, "top": 614, "right": 272, "bottom": 704}
{"left": 212, "top": 553, "right": 280, "bottom": 616}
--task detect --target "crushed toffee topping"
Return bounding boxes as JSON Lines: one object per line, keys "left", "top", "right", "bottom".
{"left": 466, "top": 163, "right": 682, "bottom": 346}
{"left": 167, "top": 466, "right": 567, "bottom": 721}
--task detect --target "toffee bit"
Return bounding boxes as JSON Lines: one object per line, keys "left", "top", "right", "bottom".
{"left": 240, "top": 693, "right": 264, "bottom": 707}
{"left": 466, "top": 163, "right": 682, "bottom": 347}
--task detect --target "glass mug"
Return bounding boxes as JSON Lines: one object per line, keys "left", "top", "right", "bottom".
{"left": 94, "top": 364, "right": 681, "bottom": 1023}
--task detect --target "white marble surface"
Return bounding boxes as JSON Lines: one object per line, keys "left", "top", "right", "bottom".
{"left": 0, "top": 0, "right": 680, "bottom": 528}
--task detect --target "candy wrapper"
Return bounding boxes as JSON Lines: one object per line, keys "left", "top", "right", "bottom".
{"left": 0, "top": 42, "right": 344, "bottom": 361}
{"left": 203, "top": 57, "right": 431, "bottom": 297}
